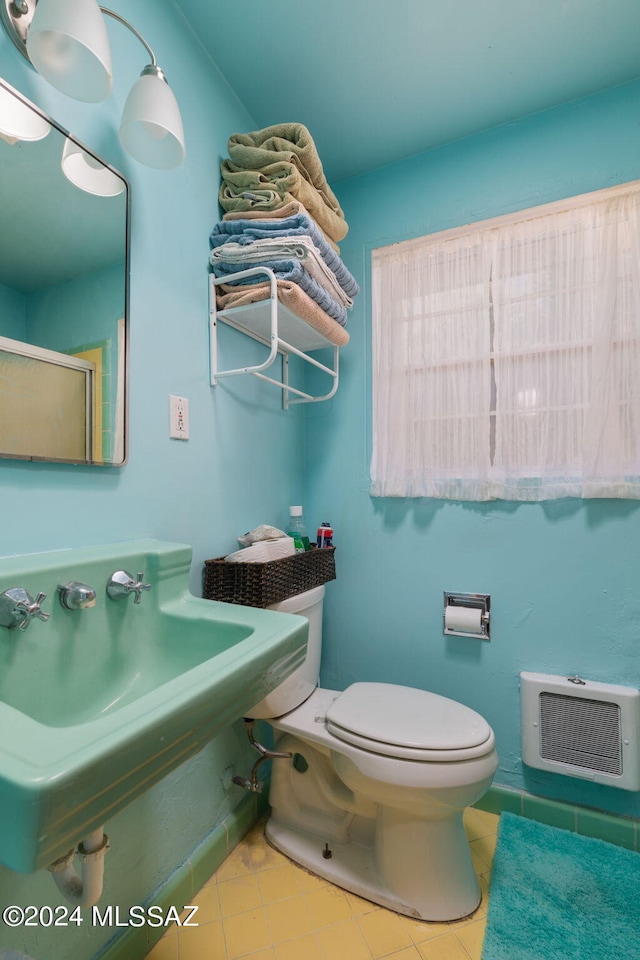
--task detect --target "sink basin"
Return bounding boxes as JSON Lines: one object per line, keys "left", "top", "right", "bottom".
{"left": 0, "top": 540, "right": 308, "bottom": 873}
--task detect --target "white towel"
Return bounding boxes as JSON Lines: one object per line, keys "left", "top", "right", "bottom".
{"left": 225, "top": 537, "right": 295, "bottom": 563}
{"left": 210, "top": 237, "right": 354, "bottom": 308}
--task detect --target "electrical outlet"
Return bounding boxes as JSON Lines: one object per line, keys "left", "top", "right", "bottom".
{"left": 169, "top": 395, "right": 189, "bottom": 440}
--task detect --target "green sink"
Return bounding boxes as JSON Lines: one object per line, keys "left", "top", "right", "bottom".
{"left": 0, "top": 540, "right": 307, "bottom": 873}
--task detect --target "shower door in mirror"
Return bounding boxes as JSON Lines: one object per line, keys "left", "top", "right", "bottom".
{"left": 0, "top": 79, "right": 128, "bottom": 465}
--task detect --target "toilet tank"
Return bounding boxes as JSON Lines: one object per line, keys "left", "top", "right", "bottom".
{"left": 247, "top": 584, "right": 324, "bottom": 719}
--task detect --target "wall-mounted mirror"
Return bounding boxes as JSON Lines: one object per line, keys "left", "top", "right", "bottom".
{"left": 0, "top": 78, "right": 128, "bottom": 466}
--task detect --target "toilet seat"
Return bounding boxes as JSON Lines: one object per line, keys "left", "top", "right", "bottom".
{"left": 325, "top": 682, "right": 495, "bottom": 762}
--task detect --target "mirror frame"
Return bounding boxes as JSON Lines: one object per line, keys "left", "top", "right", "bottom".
{"left": 0, "top": 77, "right": 130, "bottom": 467}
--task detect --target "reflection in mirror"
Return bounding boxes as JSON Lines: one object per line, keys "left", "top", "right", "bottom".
{"left": 0, "top": 78, "right": 128, "bottom": 465}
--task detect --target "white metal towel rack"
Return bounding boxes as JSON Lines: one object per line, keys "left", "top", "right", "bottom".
{"left": 209, "top": 266, "right": 340, "bottom": 409}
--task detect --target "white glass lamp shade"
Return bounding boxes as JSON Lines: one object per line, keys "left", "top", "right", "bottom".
{"left": 0, "top": 85, "right": 50, "bottom": 143}
{"left": 119, "top": 72, "right": 185, "bottom": 169}
{"left": 26, "top": 0, "right": 113, "bottom": 103}
{"left": 61, "top": 138, "right": 124, "bottom": 197}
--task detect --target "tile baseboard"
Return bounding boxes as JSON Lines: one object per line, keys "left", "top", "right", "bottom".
{"left": 475, "top": 784, "right": 638, "bottom": 851}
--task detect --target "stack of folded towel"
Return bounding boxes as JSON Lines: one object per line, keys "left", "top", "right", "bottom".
{"left": 211, "top": 124, "right": 358, "bottom": 347}
{"left": 219, "top": 122, "right": 347, "bottom": 248}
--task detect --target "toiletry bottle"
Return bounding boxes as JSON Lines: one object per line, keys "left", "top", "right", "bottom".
{"left": 316, "top": 522, "right": 333, "bottom": 548}
{"left": 287, "top": 506, "right": 310, "bottom": 552}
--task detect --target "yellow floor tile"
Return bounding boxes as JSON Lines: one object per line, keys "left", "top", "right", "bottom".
{"left": 400, "top": 915, "right": 452, "bottom": 944}
{"left": 275, "top": 932, "right": 325, "bottom": 960}
{"left": 417, "top": 931, "right": 472, "bottom": 960}
{"left": 346, "top": 890, "right": 379, "bottom": 917}
{"left": 455, "top": 917, "right": 487, "bottom": 960}
{"left": 214, "top": 842, "right": 255, "bottom": 882}
{"left": 265, "top": 896, "right": 315, "bottom": 942}
{"left": 357, "top": 908, "right": 415, "bottom": 958}
{"left": 317, "top": 918, "right": 374, "bottom": 960}
{"left": 218, "top": 873, "right": 263, "bottom": 917}
{"left": 469, "top": 832, "right": 497, "bottom": 869}
{"left": 304, "top": 885, "right": 353, "bottom": 927}
{"left": 385, "top": 948, "right": 423, "bottom": 960}
{"left": 470, "top": 846, "right": 492, "bottom": 875}
{"left": 256, "top": 862, "right": 302, "bottom": 903}
{"left": 295, "top": 866, "right": 329, "bottom": 894}
{"left": 223, "top": 907, "right": 273, "bottom": 959}
{"left": 250, "top": 837, "right": 288, "bottom": 871}
{"left": 147, "top": 805, "right": 498, "bottom": 960}
{"left": 145, "top": 933, "right": 179, "bottom": 960}
{"left": 463, "top": 808, "right": 499, "bottom": 841}
{"left": 178, "top": 919, "right": 226, "bottom": 960}
{"left": 241, "top": 951, "right": 277, "bottom": 960}
{"left": 191, "top": 881, "right": 221, "bottom": 924}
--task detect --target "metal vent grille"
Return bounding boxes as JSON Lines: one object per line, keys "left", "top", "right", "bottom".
{"left": 539, "top": 692, "right": 622, "bottom": 776}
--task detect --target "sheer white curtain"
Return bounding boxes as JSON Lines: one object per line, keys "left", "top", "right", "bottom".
{"left": 371, "top": 234, "right": 492, "bottom": 498}
{"left": 371, "top": 184, "right": 640, "bottom": 500}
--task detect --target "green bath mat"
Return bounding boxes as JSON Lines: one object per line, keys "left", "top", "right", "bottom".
{"left": 482, "top": 812, "right": 640, "bottom": 960}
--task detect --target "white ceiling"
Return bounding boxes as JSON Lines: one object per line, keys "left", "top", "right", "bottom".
{"left": 174, "top": 0, "right": 640, "bottom": 183}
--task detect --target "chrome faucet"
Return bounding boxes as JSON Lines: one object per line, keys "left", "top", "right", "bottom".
{"left": 0, "top": 587, "right": 51, "bottom": 631}
{"left": 106, "top": 570, "right": 151, "bottom": 604}
{"left": 58, "top": 581, "right": 97, "bottom": 610}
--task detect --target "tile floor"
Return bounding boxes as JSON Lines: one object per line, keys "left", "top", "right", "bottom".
{"left": 146, "top": 807, "right": 499, "bottom": 960}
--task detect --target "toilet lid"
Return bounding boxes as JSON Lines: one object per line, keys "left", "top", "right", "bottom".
{"left": 325, "top": 682, "right": 492, "bottom": 756}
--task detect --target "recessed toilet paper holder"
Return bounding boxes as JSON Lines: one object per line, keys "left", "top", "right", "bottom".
{"left": 443, "top": 592, "right": 491, "bottom": 640}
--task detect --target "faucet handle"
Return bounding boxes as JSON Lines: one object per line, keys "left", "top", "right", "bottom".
{"left": 131, "top": 572, "right": 151, "bottom": 605}
{"left": 106, "top": 570, "right": 151, "bottom": 604}
{"left": 0, "top": 588, "right": 51, "bottom": 631}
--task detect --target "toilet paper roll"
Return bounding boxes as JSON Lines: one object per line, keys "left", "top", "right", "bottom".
{"left": 444, "top": 605, "right": 484, "bottom": 635}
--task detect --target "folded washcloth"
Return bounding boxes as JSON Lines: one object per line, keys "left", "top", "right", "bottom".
{"left": 211, "top": 214, "right": 356, "bottom": 297}
{"left": 215, "top": 280, "right": 350, "bottom": 347}
{"left": 210, "top": 236, "right": 357, "bottom": 307}
{"left": 222, "top": 200, "right": 340, "bottom": 253}
{"left": 211, "top": 258, "right": 348, "bottom": 326}
{"left": 222, "top": 159, "right": 342, "bottom": 227}
{"left": 219, "top": 179, "right": 348, "bottom": 245}
{"left": 227, "top": 123, "right": 343, "bottom": 217}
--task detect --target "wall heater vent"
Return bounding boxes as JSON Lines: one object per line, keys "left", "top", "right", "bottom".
{"left": 539, "top": 692, "right": 622, "bottom": 776}
{"left": 521, "top": 672, "right": 640, "bottom": 791}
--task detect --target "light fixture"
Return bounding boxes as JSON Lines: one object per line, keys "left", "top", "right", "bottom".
{"left": 61, "top": 137, "right": 124, "bottom": 196}
{"left": 0, "top": 0, "right": 185, "bottom": 168}
{"left": 0, "top": 80, "right": 50, "bottom": 142}
{"left": 27, "top": 0, "right": 112, "bottom": 102}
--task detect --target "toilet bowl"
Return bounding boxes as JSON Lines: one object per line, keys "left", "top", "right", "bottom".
{"left": 248, "top": 585, "right": 498, "bottom": 921}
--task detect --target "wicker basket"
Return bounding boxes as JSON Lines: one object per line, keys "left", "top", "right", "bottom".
{"left": 203, "top": 546, "right": 336, "bottom": 608}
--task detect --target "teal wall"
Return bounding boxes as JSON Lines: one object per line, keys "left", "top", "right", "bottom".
{"left": 0, "top": 2, "right": 305, "bottom": 958}
{"left": 307, "top": 78, "right": 640, "bottom": 822}
{"left": 27, "top": 261, "right": 125, "bottom": 353}
{"left": 2, "top": 4, "right": 640, "bottom": 957}
{"left": 0, "top": 282, "right": 26, "bottom": 340}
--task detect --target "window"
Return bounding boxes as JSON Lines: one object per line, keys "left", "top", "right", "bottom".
{"left": 371, "top": 182, "right": 640, "bottom": 500}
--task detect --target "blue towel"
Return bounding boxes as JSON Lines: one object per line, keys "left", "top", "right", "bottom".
{"left": 210, "top": 214, "right": 359, "bottom": 299}
{"left": 210, "top": 259, "right": 348, "bottom": 326}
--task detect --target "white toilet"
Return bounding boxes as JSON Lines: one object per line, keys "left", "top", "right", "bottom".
{"left": 248, "top": 584, "right": 498, "bottom": 921}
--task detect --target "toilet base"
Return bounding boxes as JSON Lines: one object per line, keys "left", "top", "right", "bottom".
{"left": 265, "top": 808, "right": 482, "bottom": 922}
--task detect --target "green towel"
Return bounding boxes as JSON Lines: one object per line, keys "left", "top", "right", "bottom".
{"left": 219, "top": 158, "right": 348, "bottom": 243}
{"left": 227, "top": 123, "right": 344, "bottom": 219}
